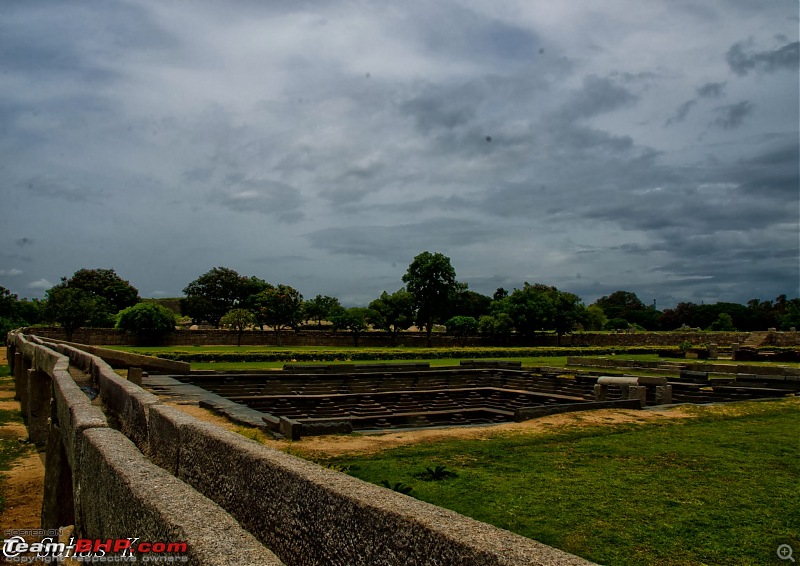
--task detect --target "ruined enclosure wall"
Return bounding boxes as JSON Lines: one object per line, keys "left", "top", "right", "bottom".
{"left": 26, "top": 326, "right": 790, "bottom": 348}
{"left": 8, "top": 332, "right": 594, "bottom": 566}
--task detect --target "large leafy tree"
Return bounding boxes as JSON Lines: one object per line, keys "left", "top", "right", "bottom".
{"left": 402, "top": 251, "right": 461, "bottom": 346}
{"left": 46, "top": 268, "right": 142, "bottom": 328}
{"left": 251, "top": 284, "right": 303, "bottom": 345}
{"left": 446, "top": 289, "right": 492, "bottom": 320}
{"left": 67, "top": 268, "right": 140, "bottom": 314}
{"left": 495, "top": 283, "right": 585, "bottom": 343}
{"left": 498, "top": 283, "right": 556, "bottom": 339}
{"left": 44, "top": 284, "right": 104, "bottom": 340}
{"left": 181, "top": 267, "right": 257, "bottom": 328}
{"left": 367, "top": 289, "right": 415, "bottom": 341}
{"left": 592, "top": 290, "right": 660, "bottom": 330}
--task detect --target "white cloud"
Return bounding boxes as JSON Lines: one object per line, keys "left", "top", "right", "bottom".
{"left": 27, "top": 279, "right": 54, "bottom": 290}
{"left": 0, "top": 269, "right": 23, "bottom": 277}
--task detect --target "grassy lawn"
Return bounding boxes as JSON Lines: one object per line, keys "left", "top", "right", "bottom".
{"left": 310, "top": 399, "right": 800, "bottom": 566}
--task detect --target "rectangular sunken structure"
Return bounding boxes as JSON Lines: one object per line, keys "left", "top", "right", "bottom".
{"left": 175, "top": 365, "right": 628, "bottom": 439}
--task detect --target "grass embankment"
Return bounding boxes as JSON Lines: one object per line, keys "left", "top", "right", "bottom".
{"left": 0, "top": 365, "right": 33, "bottom": 516}
{"left": 110, "top": 345, "right": 676, "bottom": 371}
{"left": 310, "top": 399, "right": 800, "bottom": 566}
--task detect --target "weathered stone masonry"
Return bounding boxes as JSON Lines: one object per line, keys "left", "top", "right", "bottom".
{"left": 7, "top": 332, "right": 595, "bottom": 566}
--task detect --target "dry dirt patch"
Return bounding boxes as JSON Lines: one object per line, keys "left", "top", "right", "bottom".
{"left": 168, "top": 401, "right": 699, "bottom": 459}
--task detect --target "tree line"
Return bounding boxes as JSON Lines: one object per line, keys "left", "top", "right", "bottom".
{"left": 1, "top": 251, "right": 798, "bottom": 346}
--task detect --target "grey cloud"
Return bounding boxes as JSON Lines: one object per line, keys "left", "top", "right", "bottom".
{"left": 15, "top": 238, "right": 33, "bottom": 247}
{"left": 408, "top": 3, "right": 543, "bottom": 67}
{"left": 560, "top": 75, "right": 638, "bottom": 121}
{"left": 665, "top": 99, "right": 696, "bottom": 126}
{"left": 726, "top": 40, "right": 799, "bottom": 76}
{"left": 696, "top": 82, "right": 726, "bottom": 98}
{"left": 712, "top": 101, "right": 754, "bottom": 129}
{"left": 21, "top": 175, "right": 101, "bottom": 203}
{"left": 217, "top": 179, "right": 305, "bottom": 223}
{"left": 306, "top": 218, "right": 499, "bottom": 262}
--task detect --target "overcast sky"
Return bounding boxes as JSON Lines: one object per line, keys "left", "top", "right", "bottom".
{"left": 1, "top": 1, "right": 798, "bottom": 308}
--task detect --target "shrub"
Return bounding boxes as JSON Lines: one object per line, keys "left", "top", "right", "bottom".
{"left": 116, "top": 302, "right": 176, "bottom": 345}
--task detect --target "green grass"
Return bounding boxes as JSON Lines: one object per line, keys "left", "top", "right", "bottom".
{"left": 308, "top": 399, "right": 800, "bottom": 566}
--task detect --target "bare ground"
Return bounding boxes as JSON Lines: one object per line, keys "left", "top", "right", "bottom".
{"left": 168, "top": 401, "right": 700, "bottom": 459}
{"left": 0, "top": 348, "right": 45, "bottom": 533}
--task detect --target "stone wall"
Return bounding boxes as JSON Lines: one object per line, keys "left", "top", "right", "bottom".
{"left": 7, "top": 332, "right": 594, "bottom": 565}
{"left": 26, "top": 326, "right": 796, "bottom": 348}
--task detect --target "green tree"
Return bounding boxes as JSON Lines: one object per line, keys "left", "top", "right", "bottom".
{"left": 252, "top": 284, "right": 303, "bottom": 345}
{"left": 330, "top": 306, "right": 370, "bottom": 346}
{"left": 592, "top": 290, "right": 660, "bottom": 330}
{"left": 446, "top": 289, "right": 492, "bottom": 320}
{"left": 0, "top": 287, "right": 43, "bottom": 344}
{"left": 303, "top": 295, "right": 341, "bottom": 326}
{"left": 778, "top": 298, "right": 800, "bottom": 330}
{"left": 220, "top": 308, "right": 256, "bottom": 347}
{"left": 551, "top": 290, "right": 586, "bottom": 345}
{"left": 478, "top": 313, "right": 514, "bottom": 344}
{"left": 0, "top": 286, "right": 16, "bottom": 319}
{"left": 708, "top": 312, "right": 736, "bottom": 331}
{"left": 181, "top": 267, "right": 255, "bottom": 328}
{"left": 367, "top": 290, "right": 415, "bottom": 343}
{"left": 445, "top": 315, "right": 479, "bottom": 346}
{"left": 67, "top": 268, "right": 140, "bottom": 315}
{"left": 116, "top": 302, "right": 176, "bottom": 345}
{"left": 498, "top": 283, "right": 556, "bottom": 339}
{"left": 44, "top": 284, "right": 103, "bottom": 341}
{"left": 584, "top": 304, "right": 607, "bottom": 331}
{"left": 402, "top": 251, "right": 460, "bottom": 346}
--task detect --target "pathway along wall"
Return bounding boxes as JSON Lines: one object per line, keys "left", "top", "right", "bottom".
{"left": 6, "top": 332, "right": 594, "bottom": 566}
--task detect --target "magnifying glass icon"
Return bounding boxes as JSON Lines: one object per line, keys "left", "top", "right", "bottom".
{"left": 778, "top": 544, "right": 795, "bottom": 562}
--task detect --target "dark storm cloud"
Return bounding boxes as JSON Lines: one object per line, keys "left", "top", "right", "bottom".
{"left": 0, "top": 1, "right": 796, "bottom": 304}
{"left": 726, "top": 40, "right": 800, "bottom": 76}
{"left": 711, "top": 101, "right": 754, "bottom": 129}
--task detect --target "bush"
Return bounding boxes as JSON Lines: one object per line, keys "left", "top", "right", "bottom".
{"left": 116, "top": 302, "right": 176, "bottom": 345}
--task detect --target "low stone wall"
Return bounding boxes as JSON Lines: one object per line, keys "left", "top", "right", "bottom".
{"left": 9, "top": 333, "right": 281, "bottom": 565}
{"left": 8, "top": 332, "right": 594, "bottom": 565}
{"left": 25, "top": 326, "right": 796, "bottom": 348}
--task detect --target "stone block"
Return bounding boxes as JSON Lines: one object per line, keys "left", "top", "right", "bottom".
{"left": 627, "top": 385, "right": 647, "bottom": 407}
{"left": 655, "top": 385, "right": 673, "bottom": 405}
{"left": 593, "top": 383, "right": 607, "bottom": 401}
{"left": 94, "top": 362, "right": 159, "bottom": 451}
{"left": 127, "top": 366, "right": 143, "bottom": 386}
{"left": 26, "top": 368, "right": 51, "bottom": 448}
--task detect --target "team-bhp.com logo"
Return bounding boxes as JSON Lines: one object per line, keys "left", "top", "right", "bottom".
{"left": 3, "top": 534, "right": 188, "bottom": 563}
